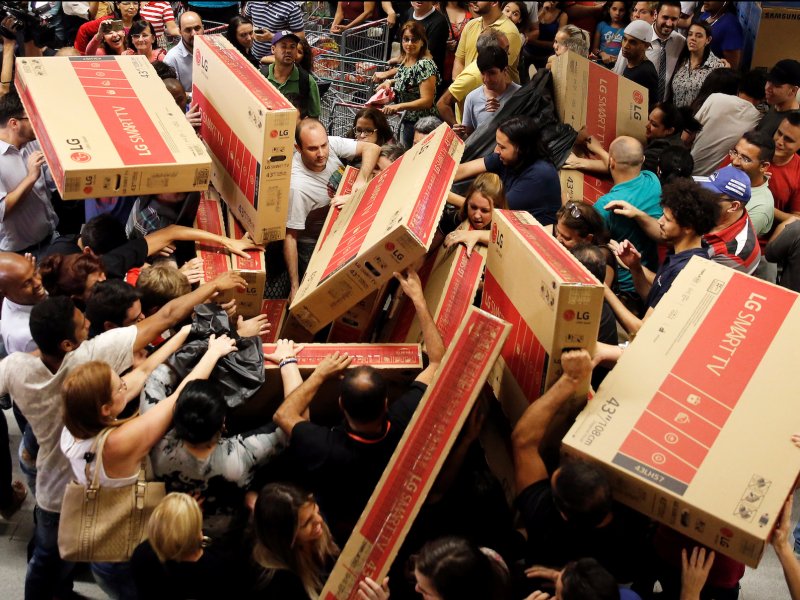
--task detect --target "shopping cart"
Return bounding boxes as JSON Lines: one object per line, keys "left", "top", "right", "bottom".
{"left": 306, "top": 18, "right": 391, "bottom": 62}
{"left": 326, "top": 101, "right": 404, "bottom": 139}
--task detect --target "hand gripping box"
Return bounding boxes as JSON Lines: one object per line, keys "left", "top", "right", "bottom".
{"left": 192, "top": 35, "right": 297, "bottom": 244}
{"left": 480, "top": 210, "right": 604, "bottom": 425}
{"left": 290, "top": 124, "right": 464, "bottom": 334}
{"left": 563, "top": 257, "right": 800, "bottom": 567}
{"left": 383, "top": 221, "right": 486, "bottom": 347}
{"left": 14, "top": 55, "right": 211, "bottom": 200}
{"left": 551, "top": 50, "right": 647, "bottom": 148}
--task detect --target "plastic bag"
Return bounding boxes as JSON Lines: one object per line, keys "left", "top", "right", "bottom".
{"left": 366, "top": 87, "right": 395, "bottom": 107}
{"left": 461, "top": 68, "right": 578, "bottom": 169}
{"left": 167, "top": 304, "right": 265, "bottom": 408}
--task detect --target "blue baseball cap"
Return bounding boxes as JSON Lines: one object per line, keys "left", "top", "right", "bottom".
{"left": 271, "top": 30, "right": 301, "bottom": 46}
{"left": 693, "top": 165, "right": 752, "bottom": 203}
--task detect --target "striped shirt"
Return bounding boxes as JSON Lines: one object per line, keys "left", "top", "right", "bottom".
{"left": 138, "top": 1, "right": 175, "bottom": 38}
{"left": 703, "top": 212, "right": 761, "bottom": 275}
{"left": 244, "top": 1, "right": 304, "bottom": 59}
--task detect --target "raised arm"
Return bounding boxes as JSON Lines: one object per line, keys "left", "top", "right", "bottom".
{"left": 511, "top": 350, "right": 592, "bottom": 491}
{"left": 104, "top": 334, "right": 238, "bottom": 475}
{"left": 121, "top": 324, "right": 193, "bottom": 402}
{"left": 603, "top": 200, "right": 662, "bottom": 241}
{"left": 274, "top": 351, "right": 353, "bottom": 437}
{"left": 144, "top": 224, "right": 261, "bottom": 259}
{"left": 394, "top": 267, "right": 444, "bottom": 384}
{"left": 454, "top": 157, "right": 488, "bottom": 182}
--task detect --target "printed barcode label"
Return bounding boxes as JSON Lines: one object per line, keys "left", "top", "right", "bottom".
{"left": 64, "top": 177, "right": 82, "bottom": 194}
{"left": 194, "top": 168, "right": 210, "bottom": 186}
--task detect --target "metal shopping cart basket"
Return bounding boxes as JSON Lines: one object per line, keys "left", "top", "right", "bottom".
{"left": 326, "top": 101, "right": 404, "bottom": 140}
{"left": 306, "top": 17, "right": 391, "bottom": 62}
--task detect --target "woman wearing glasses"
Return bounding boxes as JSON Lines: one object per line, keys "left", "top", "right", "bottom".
{"left": 453, "top": 116, "right": 561, "bottom": 225}
{"left": 60, "top": 330, "right": 237, "bottom": 599}
{"left": 347, "top": 107, "right": 395, "bottom": 147}
{"left": 554, "top": 200, "right": 616, "bottom": 287}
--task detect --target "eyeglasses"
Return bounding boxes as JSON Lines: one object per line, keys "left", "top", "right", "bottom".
{"left": 354, "top": 127, "right": 376, "bottom": 137}
{"left": 565, "top": 201, "right": 582, "bottom": 220}
{"left": 728, "top": 148, "right": 754, "bottom": 165}
{"left": 402, "top": 37, "right": 420, "bottom": 44}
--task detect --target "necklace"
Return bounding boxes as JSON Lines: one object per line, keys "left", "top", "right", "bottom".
{"left": 705, "top": 4, "right": 726, "bottom": 25}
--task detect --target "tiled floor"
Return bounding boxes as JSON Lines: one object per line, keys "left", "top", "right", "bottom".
{"left": 0, "top": 414, "right": 793, "bottom": 599}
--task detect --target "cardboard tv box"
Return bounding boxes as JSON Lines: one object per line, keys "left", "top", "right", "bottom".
{"left": 193, "top": 189, "right": 235, "bottom": 306}
{"left": 15, "top": 55, "right": 211, "bottom": 200}
{"left": 226, "top": 211, "right": 266, "bottom": 318}
{"left": 383, "top": 221, "right": 486, "bottom": 347}
{"left": 563, "top": 257, "right": 800, "bottom": 567}
{"left": 289, "top": 124, "right": 464, "bottom": 334}
{"left": 559, "top": 169, "right": 613, "bottom": 206}
{"left": 551, "top": 50, "right": 647, "bottom": 148}
{"left": 481, "top": 210, "right": 604, "bottom": 424}
{"left": 193, "top": 35, "right": 297, "bottom": 244}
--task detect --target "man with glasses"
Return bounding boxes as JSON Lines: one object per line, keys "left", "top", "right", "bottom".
{"left": 0, "top": 92, "right": 57, "bottom": 259}
{"left": 262, "top": 31, "right": 320, "bottom": 119}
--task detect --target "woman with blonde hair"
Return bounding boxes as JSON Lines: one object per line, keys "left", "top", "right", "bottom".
{"left": 131, "top": 493, "right": 244, "bottom": 598}
{"left": 60, "top": 330, "right": 237, "bottom": 599}
{"left": 442, "top": 173, "right": 507, "bottom": 257}
{"left": 252, "top": 482, "right": 388, "bottom": 599}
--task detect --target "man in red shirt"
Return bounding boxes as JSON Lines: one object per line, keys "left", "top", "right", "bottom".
{"left": 768, "top": 113, "right": 800, "bottom": 222}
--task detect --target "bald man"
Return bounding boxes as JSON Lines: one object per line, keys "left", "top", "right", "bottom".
{"left": 0, "top": 252, "right": 46, "bottom": 354}
{"left": 594, "top": 136, "right": 663, "bottom": 301}
{"left": 284, "top": 119, "right": 380, "bottom": 302}
{"left": 164, "top": 11, "right": 203, "bottom": 92}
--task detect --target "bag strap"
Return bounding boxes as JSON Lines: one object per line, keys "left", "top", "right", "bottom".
{"left": 84, "top": 427, "right": 114, "bottom": 490}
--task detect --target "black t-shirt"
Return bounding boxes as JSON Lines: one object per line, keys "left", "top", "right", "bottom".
{"left": 43, "top": 234, "right": 81, "bottom": 257}
{"left": 515, "top": 479, "right": 650, "bottom": 583}
{"left": 289, "top": 381, "right": 427, "bottom": 544}
{"left": 403, "top": 8, "right": 449, "bottom": 78}
{"left": 623, "top": 60, "right": 659, "bottom": 110}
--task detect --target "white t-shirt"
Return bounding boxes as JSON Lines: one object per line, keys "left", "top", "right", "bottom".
{"left": 0, "top": 326, "right": 136, "bottom": 512}
{"left": 287, "top": 136, "right": 358, "bottom": 244}
{"left": 462, "top": 82, "right": 521, "bottom": 131}
{"left": 61, "top": 428, "right": 140, "bottom": 488}
{"left": 691, "top": 93, "right": 763, "bottom": 176}
{"left": 1, "top": 298, "right": 37, "bottom": 354}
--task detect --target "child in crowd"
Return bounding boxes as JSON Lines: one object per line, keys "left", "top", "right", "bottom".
{"left": 593, "top": 0, "right": 629, "bottom": 67}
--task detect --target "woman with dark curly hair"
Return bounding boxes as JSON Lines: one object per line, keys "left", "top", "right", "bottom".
{"left": 39, "top": 253, "right": 106, "bottom": 305}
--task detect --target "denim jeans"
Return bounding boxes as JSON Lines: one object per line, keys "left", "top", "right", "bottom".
{"left": 92, "top": 561, "right": 137, "bottom": 600}
{"left": 25, "top": 506, "right": 76, "bottom": 600}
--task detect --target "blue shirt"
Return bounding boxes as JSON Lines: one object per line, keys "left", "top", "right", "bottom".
{"left": 595, "top": 170, "right": 663, "bottom": 292}
{"left": 700, "top": 12, "right": 743, "bottom": 56}
{"left": 596, "top": 21, "right": 624, "bottom": 57}
{"left": 484, "top": 152, "right": 561, "bottom": 225}
{"left": 647, "top": 247, "right": 709, "bottom": 309}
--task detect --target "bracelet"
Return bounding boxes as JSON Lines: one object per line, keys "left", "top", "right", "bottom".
{"left": 279, "top": 357, "right": 298, "bottom": 368}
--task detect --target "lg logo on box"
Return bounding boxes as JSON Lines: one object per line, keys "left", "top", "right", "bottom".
{"left": 384, "top": 242, "right": 404, "bottom": 262}
{"left": 563, "top": 310, "right": 591, "bottom": 322}
{"left": 270, "top": 129, "right": 289, "bottom": 138}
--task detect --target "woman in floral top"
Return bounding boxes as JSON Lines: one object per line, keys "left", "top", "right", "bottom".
{"left": 377, "top": 21, "right": 440, "bottom": 148}
{"left": 669, "top": 21, "right": 727, "bottom": 108}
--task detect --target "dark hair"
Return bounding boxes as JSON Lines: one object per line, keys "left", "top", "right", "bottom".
{"left": 81, "top": 215, "right": 127, "bottom": 254}
{"left": 477, "top": 44, "right": 508, "bottom": 73}
{"left": 30, "top": 296, "right": 78, "bottom": 356}
{"left": 600, "top": 0, "right": 629, "bottom": 26}
{"left": 348, "top": 107, "right": 394, "bottom": 146}
{"left": 552, "top": 460, "right": 613, "bottom": 528}
{"left": 85, "top": 279, "right": 140, "bottom": 338}
{"left": 738, "top": 69, "right": 768, "bottom": 102}
{"left": 555, "top": 201, "right": 610, "bottom": 244}
{"left": 677, "top": 105, "right": 702, "bottom": 134}
{"left": 126, "top": 19, "right": 159, "bottom": 51}
{"left": 560, "top": 558, "right": 620, "bottom": 600}
{"left": 0, "top": 91, "right": 24, "bottom": 127}
{"left": 39, "top": 253, "right": 106, "bottom": 299}
{"left": 675, "top": 21, "right": 713, "bottom": 70}
{"left": 414, "top": 537, "right": 510, "bottom": 600}
{"left": 660, "top": 179, "right": 720, "bottom": 235}
{"left": 656, "top": 0, "right": 682, "bottom": 13}
{"left": 153, "top": 61, "right": 178, "bottom": 80}
{"left": 742, "top": 129, "right": 776, "bottom": 163}
{"left": 658, "top": 145, "right": 695, "bottom": 183}
{"left": 502, "top": 1, "right": 532, "bottom": 34}
{"left": 296, "top": 37, "right": 314, "bottom": 73}
{"left": 571, "top": 243, "right": 607, "bottom": 283}
{"left": 399, "top": 20, "right": 430, "bottom": 63}
{"left": 174, "top": 381, "right": 227, "bottom": 444}
{"left": 652, "top": 102, "right": 682, "bottom": 135}
{"left": 690, "top": 68, "right": 740, "bottom": 114}
{"left": 226, "top": 15, "right": 253, "bottom": 55}
{"left": 112, "top": 1, "right": 140, "bottom": 20}
{"left": 340, "top": 366, "right": 387, "bottom": 424}
{"left": 497, "top": 116, "right": 550, "bottom": 169}
{"left": 784, "top": 112, "right": 800, "bottom": 129}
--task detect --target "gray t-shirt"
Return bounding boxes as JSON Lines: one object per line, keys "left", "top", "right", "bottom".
{"left": 0, "top": 326, "right": 136, "bottom": 512}
{"left": 462, "top": 82, "right": 520, "bottom": 131}
{"left": 287, "top": 136, "right": 358, "bottom": 244}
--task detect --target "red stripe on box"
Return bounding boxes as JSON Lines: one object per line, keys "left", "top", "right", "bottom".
{"left": 616, "top": 273, "right": 795, "bottom": 490}
{"left": 70, "top": 59, "right": 175, "bottom": 165}
{"left": 334, "top": 310, "right": 508, "bottom": 596}
{"left": 646, "top": 392, "right": 721, "bottom": 449}
{"left": 618, "top": 429, "right": 696, "bottom": 485}
{"left": 260, "top": 299, "right": 287, "bottom": 343}
{"left": 321, "top": 161, "right": 400, "bottom": 281}
{"left": 634, "top": 410, "right": 709, "bottom": 468}
{"left": 194, "top": 86, "right": 260, "bottom": 207}
{"left": 263, "top": 344, "right": 421, "bottom": 366}
{"left": 586, "top": 63, "right": 619, "bottom": 150}
{"left": 435, "top": 247, "right": 484, "bottom": 346}
{"left": 481, "top": 270, "right": 547, "bottom": 402}
{"left": 15, "top": 73, "right": 65, "bottom": 190}
{"left": 195, "top": 196, "right": 229, "bottom": 280}
{"left": 229, "top": 217, "right": 264, "bottom": 270}
{"left": 320, "top": 167, "right": 361, "bottom": 248}
{"left": 200, "top": 35, "right": 295, "bottom": 110}
{"left": 407, "top": 129, "right": 458, "bottom": 244}
{"left": 501, "top": 211, "right": 597, "bottom": 284}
